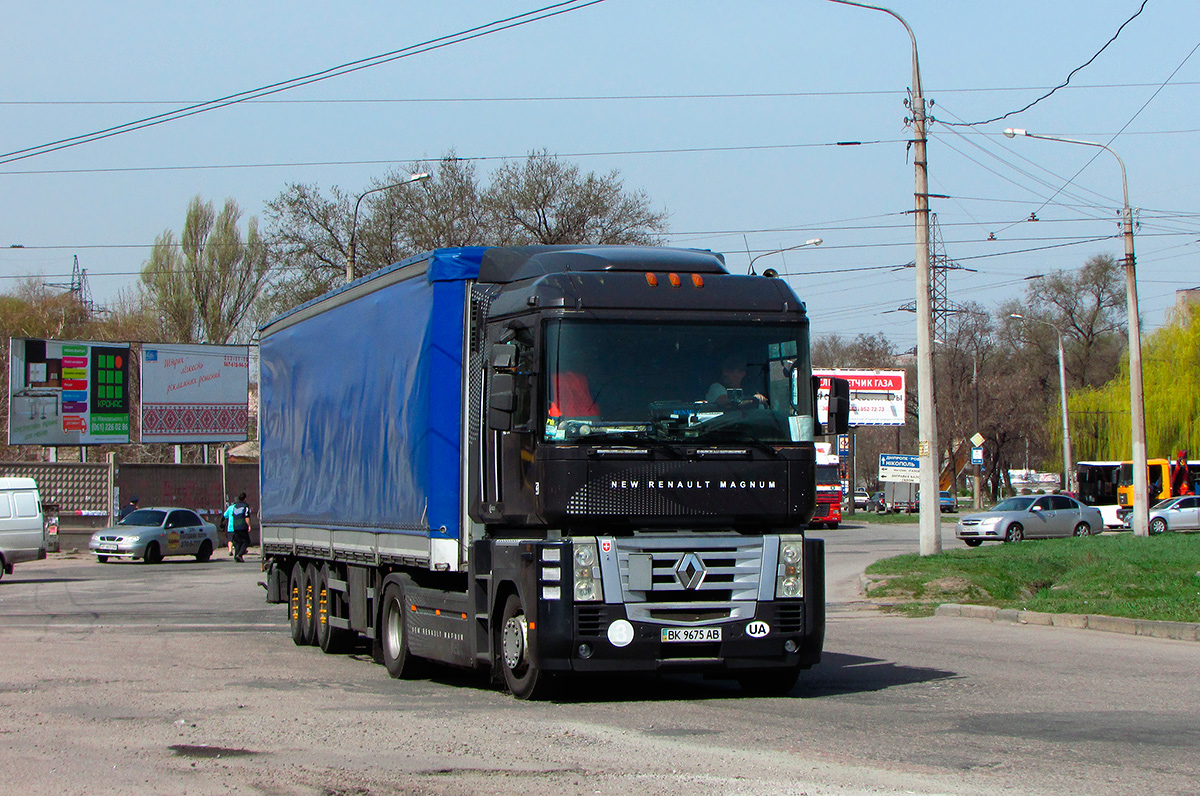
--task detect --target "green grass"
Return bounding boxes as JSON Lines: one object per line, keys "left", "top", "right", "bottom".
{"left": 863, "top": 533, "right": 1200, "bottom": 621}
{"left": 845, "top": 510, "right": 957, "bottom": 525}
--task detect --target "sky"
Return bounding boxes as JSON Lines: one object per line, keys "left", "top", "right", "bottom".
{"left": 2, "top": 0, "right": 1197, "bottom": 350}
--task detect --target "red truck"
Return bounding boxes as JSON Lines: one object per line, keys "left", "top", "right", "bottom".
{"left": 810, "top": 448, "right": 842, "bottom": 529}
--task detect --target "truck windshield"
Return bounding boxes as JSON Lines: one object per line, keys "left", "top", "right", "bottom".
{"left": 542, "top": 320, "right": 813, "bottom": 444}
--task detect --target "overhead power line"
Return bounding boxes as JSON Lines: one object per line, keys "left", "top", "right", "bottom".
{"left": 943, "top": 0, "right": 1151, "bottom": 127}
{"left": 0, "top": 0, "right": 608, "bottom": 166}
{"left": 0, "top": 138, "right": 900, "bottom": 177}
{"left": 7, "top": 80, "right": 1200, "bottom": 107}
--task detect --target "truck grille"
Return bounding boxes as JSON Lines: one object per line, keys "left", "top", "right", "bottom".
{"left": 613, "top": 536, "right": 763, "bottom": 624}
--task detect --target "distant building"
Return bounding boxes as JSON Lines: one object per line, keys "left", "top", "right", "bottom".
{"left": 1176, "top": 287, "right": 1200, "bottom": 317}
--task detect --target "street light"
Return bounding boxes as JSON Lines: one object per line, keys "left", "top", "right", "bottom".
{"left": 747, "top": 238, "right": 822, "bottom": 275}
{"left": 1011, "top": 313, "right": 1073, "bottom": 495}
{"left": 346, "top": 172, "right": 431, "bottom": 283}
{"left": 828, "top": 0, "right": 939, "bottom": 555}
{"left": 1003, "top": 128, "right": 1148, "bottom": 536}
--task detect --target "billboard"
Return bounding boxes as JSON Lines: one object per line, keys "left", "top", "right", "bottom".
{"left": 140, "top": 344, "right": 250, "bottom": 443}
{"left": 814, "top": 369, "right": 906, "bottom": 427}
{"left": 8, "top": 337, "right": 131, "bottom": 445}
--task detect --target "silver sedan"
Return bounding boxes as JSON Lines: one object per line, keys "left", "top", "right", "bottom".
{"left": 88, "top": 507, "right": 219, "bottom": 564}
{"left": 1148, "top": 496, "right": 1200, "bottom": 535}
{"left": 956, "top": 494, "right": 1104, "bottom": 546}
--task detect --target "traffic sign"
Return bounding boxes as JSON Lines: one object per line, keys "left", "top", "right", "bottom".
{"left": 879, "top": 453, "right": 920, "bottom": 483}
{"left": 971, "top": 446, "right": 984, "bottom": 465}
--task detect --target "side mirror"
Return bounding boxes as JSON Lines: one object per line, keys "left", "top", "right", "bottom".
{"left": 488, "top": 372, "right": 516, "bottom": 431}
{"left": 827, "top": 377, "right": 850, "bottom": 435}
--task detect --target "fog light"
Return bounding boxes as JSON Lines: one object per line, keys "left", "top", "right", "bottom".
{"left": 784, "top": 639, "right": 799, "bottom": 653}
{"left": 578, "top": 643, "right": 593, "bottom": 659}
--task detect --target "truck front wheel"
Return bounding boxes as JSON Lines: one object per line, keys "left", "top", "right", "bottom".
{"left": 499, "top": 592, "right": 548, "bottom": 699}
{"left": 380, "top": 581, "right": 422, "bottom": 678}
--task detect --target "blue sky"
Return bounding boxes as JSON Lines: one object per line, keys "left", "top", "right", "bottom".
{"left": 2, "top": 1, "right": 1196, "bottom": 348}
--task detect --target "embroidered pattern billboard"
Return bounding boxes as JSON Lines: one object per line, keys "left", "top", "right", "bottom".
{"left": 140, "top": 344, "right": 250, "bottom": 443}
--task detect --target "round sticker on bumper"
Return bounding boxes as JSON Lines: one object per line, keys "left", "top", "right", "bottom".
{"left": 607, "top": 619, "right": 635, "bottom": 647}
{"left": 745, "top": 621, "right": 770, "bottom": 638}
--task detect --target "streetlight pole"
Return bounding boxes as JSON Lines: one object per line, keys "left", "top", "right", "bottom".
{"left": 828, "top": 0, "right": 939, "bottom": 555}
{"left": 1011, "top": 314, "right": 1074, "bottom": 495}
{"left": 347, "top": 172, "right": 431, "bottom": 283}
{"left": 747, "top": 238, "right": 822, "bottom": 274}
{"left": 1003, "top": 128, "right": 1148, "bottom": 536}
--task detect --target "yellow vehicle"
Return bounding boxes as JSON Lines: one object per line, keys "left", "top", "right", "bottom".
{"left": 1116, "top": 456, "right": 1200, "bottom": 513}
{"left": 1117, "top": 459, "right": 1172, "bottom": 510}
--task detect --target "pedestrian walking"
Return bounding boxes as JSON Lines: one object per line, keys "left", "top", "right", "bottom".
{"left": 226, "top": 492, "right": 254, "bottom": 562}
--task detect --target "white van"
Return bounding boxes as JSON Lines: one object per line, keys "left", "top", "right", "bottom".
{"left": 0, "top": 477, "right": 47, "bottom": 581}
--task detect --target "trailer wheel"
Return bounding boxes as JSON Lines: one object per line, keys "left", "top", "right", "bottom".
{"left": 499, "top": 592, "right": 547, "bottom": 699}
{"left": 316, "top": 564, "right": 352, "bottom": 654}
{"left": 288, "top": 562, "right": 307, "bottom": 646}
{"left": 302, "top": 563, "right": 320, "bottom": 645}
{"left": 380, "top": 581, "right": 421, "bottom": 678}
{"left": 737, "top": 667, "right": 800, "bottom": 696}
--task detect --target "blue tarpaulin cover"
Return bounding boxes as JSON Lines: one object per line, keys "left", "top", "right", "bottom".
{"left": 260, "top": 250, "right": 486, "bottom": 538}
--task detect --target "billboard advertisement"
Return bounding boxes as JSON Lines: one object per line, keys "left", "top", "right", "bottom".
{"left": 8, "top": 337, "right": 131, "bottom": 445}
{"left": 140, "top": 344, "right": 250, "bottom": 443}
{"left": 813, "top": 368, "right": 906, "bottom": 427}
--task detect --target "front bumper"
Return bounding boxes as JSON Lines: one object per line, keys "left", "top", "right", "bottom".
{"left": 88, "top": 539, "right": 145, "bottom": 559}
{"left": 542, "top": 600, "right": 820, "bottom": 674}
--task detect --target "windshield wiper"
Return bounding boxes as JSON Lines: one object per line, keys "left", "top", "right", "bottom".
{"left": 690, "top": 429, "right": 781, "bottom": 458}
{"left": 580, "top": 431, "right": 682, "bottom": 457}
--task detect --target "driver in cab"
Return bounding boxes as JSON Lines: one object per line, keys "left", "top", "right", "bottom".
{"left": 706, "top": 357, "right": 768, "bottom": 409}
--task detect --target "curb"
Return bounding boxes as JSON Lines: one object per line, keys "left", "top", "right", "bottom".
{"left": 934, "top": 603, "right": 1200, "bottom": 643}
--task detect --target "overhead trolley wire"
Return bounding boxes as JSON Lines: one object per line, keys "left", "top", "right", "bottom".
{"left": 0, "top": 0, "right": 610, "bottom": 166}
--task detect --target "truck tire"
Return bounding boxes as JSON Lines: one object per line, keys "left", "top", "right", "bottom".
{"left": 288, "top": 562, "right": 307, "bottom": 646}
{"left": 499, "top": 592, "right": 548, "bottom": 699}
{"left": 302, "top": 563, "right": 320, "bottom": 645}
{"left": 315, "top": 564, "right": 352, "bottom": 654}
{"left": 380, "top": 581, "right": 422, "bottom": 678}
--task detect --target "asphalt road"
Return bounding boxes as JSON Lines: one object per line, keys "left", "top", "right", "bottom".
{"left": 1, "top": 523, "right": 1197, "bottom": 796}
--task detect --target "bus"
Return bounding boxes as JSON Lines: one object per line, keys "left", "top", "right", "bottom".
{"left": 1076, "top": 461, "right": 1122, "bottom": 528}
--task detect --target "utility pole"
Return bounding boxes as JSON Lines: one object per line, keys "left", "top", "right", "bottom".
{"left": 828, "top": 0, "right": 939, "bottom": 556}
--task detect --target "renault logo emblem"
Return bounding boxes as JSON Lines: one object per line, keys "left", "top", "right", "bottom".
{"left": 674, "top": 552, "right": 707, "bottom": 590}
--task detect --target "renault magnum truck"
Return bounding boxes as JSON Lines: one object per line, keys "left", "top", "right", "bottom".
{"left": 259, "top": 245, "right": 849, "bottom": 698}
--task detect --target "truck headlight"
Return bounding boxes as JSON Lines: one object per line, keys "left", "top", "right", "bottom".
{"left": 776, "top": 536, "right": 805, "bottom": 599}
{"left": 572, "top": 540, "right": 603, "bottom": 602}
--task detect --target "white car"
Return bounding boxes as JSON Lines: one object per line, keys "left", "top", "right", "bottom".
{"left": 88, "top": 507, "right": 218, "bottom": 564}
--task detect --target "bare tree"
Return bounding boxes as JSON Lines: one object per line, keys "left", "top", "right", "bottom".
{"left": 483, "top": 151, "right": 668, "bottom": 245}
{"left": 260, "top": 152, "right": 670, "bottom": 318}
